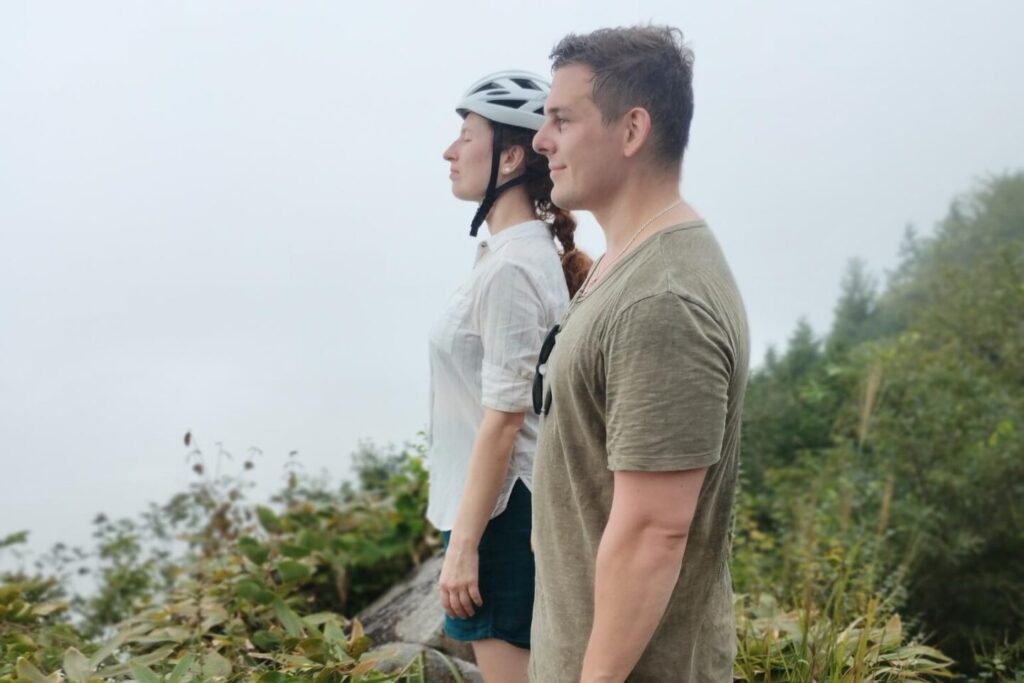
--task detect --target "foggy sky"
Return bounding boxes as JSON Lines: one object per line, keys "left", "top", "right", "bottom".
{"left": 2, "top": 0, "right": 1022, "bottom": 564}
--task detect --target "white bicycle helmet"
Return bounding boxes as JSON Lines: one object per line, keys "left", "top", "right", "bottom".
{"left": 456, "top": 70, "right": 550, "bottom": 132}
{"left": 455, "top": 71, "right": 551, "bottom": 236}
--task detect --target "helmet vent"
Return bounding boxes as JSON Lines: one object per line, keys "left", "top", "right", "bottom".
{"left": 534, "top": 106, "right": 545, "bottom": 115}
{"left": 492, "top": 99, "right": 527, "bottom": 108}
{"left": 512, "top": 78, "right": 542, "bottom": 90}
{"left": 471, "top": 82, "right": 501, "bottom": 93}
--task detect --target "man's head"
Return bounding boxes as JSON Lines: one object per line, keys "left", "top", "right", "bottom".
{"left": 533, "top": 26, "right": 695, "bottom": 210}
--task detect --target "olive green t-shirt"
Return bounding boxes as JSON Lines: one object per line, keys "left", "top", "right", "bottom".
{"left": 530, "top": 221, "right": 749, "bottom": 682}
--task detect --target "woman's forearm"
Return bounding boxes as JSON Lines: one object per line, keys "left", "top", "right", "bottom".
{"left": 447, "top": 409, "right": 525, "bottom": 551}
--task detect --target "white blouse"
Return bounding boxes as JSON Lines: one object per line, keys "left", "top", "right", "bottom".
{"left": 426, "top": 220, "right": 570, "bottom": 531}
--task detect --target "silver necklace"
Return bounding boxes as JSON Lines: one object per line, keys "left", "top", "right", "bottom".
{"left": 578, "top": 198, "right": 683, "bottom": 297}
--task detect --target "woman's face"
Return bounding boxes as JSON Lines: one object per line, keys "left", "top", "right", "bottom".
{"left": 443, "top": 112, "right": 493, "bottom": 202}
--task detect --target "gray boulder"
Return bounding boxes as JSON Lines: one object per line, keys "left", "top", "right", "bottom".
{"left": 357, "top": 553, "right": 475, "bottom": 662}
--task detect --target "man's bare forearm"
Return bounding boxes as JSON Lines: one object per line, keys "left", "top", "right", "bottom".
{"left": 579, "top": 521, "right": 689, "bottom": 682}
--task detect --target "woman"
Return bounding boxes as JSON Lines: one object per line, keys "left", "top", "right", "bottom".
{"left": 427, "top": 71, "right": 591, "bottom": 682}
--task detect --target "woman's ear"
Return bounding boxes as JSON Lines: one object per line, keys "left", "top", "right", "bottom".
{"left": 501, "top": 144, "right": 528, "bottom": 175}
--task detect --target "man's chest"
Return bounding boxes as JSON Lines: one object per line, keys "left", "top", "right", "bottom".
{"left": 547, "top": 299, "right": 611, "bottom": 413}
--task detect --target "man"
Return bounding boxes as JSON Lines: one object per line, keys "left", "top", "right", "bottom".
{"left": 529, "top": 26, "right": 749, "bottom": 682}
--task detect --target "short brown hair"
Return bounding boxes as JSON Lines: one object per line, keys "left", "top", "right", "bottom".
{"left": 550, "top": 25, "right": 695, "bottom": 169}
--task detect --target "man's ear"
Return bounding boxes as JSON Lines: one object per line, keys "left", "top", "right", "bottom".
{"left": 622, "top": 107, "right": 653, "bottom": 159}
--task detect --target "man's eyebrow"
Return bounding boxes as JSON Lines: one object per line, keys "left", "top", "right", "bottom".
{"left": 545, "top": 105, "right": 572, "bottom": 117}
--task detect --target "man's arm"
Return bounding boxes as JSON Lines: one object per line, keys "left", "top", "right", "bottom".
{"left": 439, "top": 408, "right": 525, "bottom": 619}
{"left": 579, "top": 467, "right": 708, "bottom": 683}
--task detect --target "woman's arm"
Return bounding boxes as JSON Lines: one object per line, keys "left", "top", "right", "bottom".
{"left": 439, "top": 407, "right": 525, "bottom": 619}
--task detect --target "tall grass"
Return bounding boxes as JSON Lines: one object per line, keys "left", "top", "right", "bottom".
{"left": 733, "top": 363, "right": 954, "bottom": 682}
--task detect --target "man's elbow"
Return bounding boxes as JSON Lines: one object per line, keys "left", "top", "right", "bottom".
{"left": 635, "top": 519, "right": 692, "bottom": 557}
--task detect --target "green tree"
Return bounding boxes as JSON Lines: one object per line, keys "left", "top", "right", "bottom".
{"left": 827, "top": 258, "right": 880, "bottom": 357}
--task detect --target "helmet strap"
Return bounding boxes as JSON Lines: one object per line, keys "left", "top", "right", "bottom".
{"left": 470, "top": 126, "right": 504, "bottom": 237}
{"left": 470, "top": 126, "right": 533, "bottom": 237}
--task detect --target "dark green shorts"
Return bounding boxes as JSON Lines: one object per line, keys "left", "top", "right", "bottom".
{"left": 441, "top": 479, "right": 534, "bottom": 649}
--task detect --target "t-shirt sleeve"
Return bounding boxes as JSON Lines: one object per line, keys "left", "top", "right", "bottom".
{"left": 477, "top": 263, "right": 548, "bottom": 413}
{"left": 605, "top": 292, "right": 733, "bottom": 471}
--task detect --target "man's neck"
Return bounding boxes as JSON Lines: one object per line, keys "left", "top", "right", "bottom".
{"left": 592, "top": 172, "right": 699, "bottom": 255}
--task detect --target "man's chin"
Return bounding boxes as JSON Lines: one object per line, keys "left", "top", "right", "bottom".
{"left": 551, "top": 188, "right": 578, "bottom": 212}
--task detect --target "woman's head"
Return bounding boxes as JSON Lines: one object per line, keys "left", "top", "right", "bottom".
{"left": 443, "top": 70, "right": 593, "bottom": 295}
{"left": 444, "top": 112, "right": 519, "bottom": 203}
{"left": 443, "top": 72, "right": 548, "bottom": 218}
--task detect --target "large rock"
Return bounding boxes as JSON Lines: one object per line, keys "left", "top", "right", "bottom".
{"left": 357, "top": 553, "right": 475, "bottom": 662}
{"left": 368, "top": 642, "right": 482, "bottom": 683}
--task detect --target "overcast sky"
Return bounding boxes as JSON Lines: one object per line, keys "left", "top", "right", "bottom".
{"left": 2, "top": 1, "right": 1022, "bottom": 565}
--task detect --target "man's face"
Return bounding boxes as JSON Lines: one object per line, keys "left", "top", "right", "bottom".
{"left": 533, "top": 64, "right": 625, "bottom": 211}
{"left": 442, "top": 113, "right": 493, "bottom": 202}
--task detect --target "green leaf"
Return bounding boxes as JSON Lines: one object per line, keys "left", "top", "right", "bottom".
{"left": 302, "top": 612, "right": 340, "bottom": 626}
{"left": 32, "top": 600, "right": 69, "bottom": 617}
{"left": 100, "top": 646, "right": 174, "bottom": 678}
{"left": 251, "top": 629, "right": 283, "bottom": 651}
{"left": 235, "top": 578, "right": 277, "bottom": 605}
{"left": 129, "top": 662, "right": 162, "bottom": 683}
{"left": 323, "top": 620, "right": 347, "bottom": 646}
{"left": 348, "top": 634, "right": 372, "bottom": 659}
{"left": 256, "top": 506, "right": 284, "bottom": 533}
{"left": 280, "top": 543, "right": 311, "bottom": 559}
{"left": 167, "top": 654, "right": 195, "bottom": 683}
{"left": 16, "top": 657, "right": 60, "bottom": 683}
{"left": 238, "top": 536, "right": 270, "bottom": 565}
{"left": 0, "top": 530, "right": 29, "bottom": 548}
{"left": 88, "top": 630, "right": 127, "bottom": 670}
{"left": 257, "top": 673, "right": 292, "bottom": 683}
{"left": 274, "top": 598, "right": 305, "bottom": 637}
{"left": 130, "top": 626, "right": 192, "bottom": 644}
{"left": 63, "top": 647, "right": 93, "bottom": 683}
{"left": 275, "top": 559, "right": 313, "bottom": 583}
{"left": 201, "top": 650, "right": 233, "bottom": 679}
{"left": 297, "top": 529, "right": 327, "bottom": 552}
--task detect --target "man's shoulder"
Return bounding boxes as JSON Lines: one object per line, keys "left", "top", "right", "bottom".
{"left": 611, "top": 222, "right": 745, "bottom": 334}
{"left": 616, "top": 224, "right": 720, "bottom": 300}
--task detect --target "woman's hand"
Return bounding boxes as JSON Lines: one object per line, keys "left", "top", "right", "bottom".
{"left": 439, "top": 542, "right": 483, "bottom": 619}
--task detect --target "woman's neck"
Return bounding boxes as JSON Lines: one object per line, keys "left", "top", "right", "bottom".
{"left": 484, "top": 185, "right": 537, "bottom": 236}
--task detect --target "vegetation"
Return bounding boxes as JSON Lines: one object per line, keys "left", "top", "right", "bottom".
{"left": 736, "top": 172, "right": 1024, "bottom": 680}
{"left": 1, "top": 442, "right": 439, "bottom": 682}
{"left": 2, "top": 173, "right": 1021, "bottom": 681}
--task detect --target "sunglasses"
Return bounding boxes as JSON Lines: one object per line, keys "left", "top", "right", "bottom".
{"left": 532, "top": 324, "right": 560, "bottom": 415}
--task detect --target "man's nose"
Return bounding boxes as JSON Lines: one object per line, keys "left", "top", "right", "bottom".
{"left": 534, "top": 120, "right": 556, "bottom": 156}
